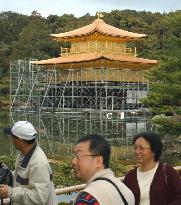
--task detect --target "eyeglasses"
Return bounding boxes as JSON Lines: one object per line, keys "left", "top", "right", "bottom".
{"left": 132, "top": 146, "right": 151, "bottom": 152}
{"left": 72, "top": 153, "right": 99, "bottom": 159}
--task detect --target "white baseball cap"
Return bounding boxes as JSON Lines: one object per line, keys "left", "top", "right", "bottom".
{"left": 4, "top": 121, "right": 37, "bottom": 140}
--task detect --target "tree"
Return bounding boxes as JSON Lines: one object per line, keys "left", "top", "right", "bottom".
{"left": 0, "top": 11, "right": 29, "bottom": 74}
{"left": 140, "top": 11, "right": 181, "bottom": 137}
{"left": 11, "top": 13, "right": 60, "bottom": 60}
{"left": 141, "top": 58, "right": 181, "bottom": 137}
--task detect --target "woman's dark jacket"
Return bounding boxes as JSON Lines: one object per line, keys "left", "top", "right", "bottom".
{"left": 123, "top": 162, "right": 181, "bottom": 205}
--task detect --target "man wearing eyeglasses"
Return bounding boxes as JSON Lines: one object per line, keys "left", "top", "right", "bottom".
{"left": 71, "top": 134, "right": 135, "bottom": 205}
{"left": 0, "top": 121, "right": 57, "bottom": 205}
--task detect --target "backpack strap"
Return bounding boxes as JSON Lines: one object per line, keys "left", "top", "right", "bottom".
{"left": 163, "top": 163, "right": 168, "bottom": 188}
{"left": 93, "top": 177, "right": 128, "bottom": 205}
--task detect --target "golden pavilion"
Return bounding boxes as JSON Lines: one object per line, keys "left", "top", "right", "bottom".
{"left": 29, "top": 17, "right": 157, "bottom": 111}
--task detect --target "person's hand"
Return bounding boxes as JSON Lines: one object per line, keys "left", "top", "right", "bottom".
{"left": 0, "top": 184, "right": 9, "bottom": 198}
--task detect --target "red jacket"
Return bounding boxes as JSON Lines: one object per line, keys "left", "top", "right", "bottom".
{"left": 123, "top": 162, "right": 181, "bottom": 205}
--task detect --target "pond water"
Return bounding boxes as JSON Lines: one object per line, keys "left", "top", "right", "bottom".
{"left": 0, "top": 110, "right": 154, "bottom": 157}
{"left": 57, "top": 192, "right": 76, "bottom": 204}
{"left": 7, "top": 110, "right": 153, "bottom": 158}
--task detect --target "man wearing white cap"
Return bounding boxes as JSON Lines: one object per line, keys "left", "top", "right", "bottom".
{"left": 0, "top": 121, "right": 57, "bottom": 205}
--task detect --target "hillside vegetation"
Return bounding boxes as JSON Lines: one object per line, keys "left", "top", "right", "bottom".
{"left": 0, "top": 9, "right": 180, "bottom": 137}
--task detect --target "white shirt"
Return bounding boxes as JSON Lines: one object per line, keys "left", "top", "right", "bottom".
{"left": 137, "top": 163, "right": 159, "bottom": 205}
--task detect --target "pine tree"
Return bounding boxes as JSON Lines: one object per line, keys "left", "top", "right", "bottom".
{"left": 142, "top": 57, "right": 181, "bottom": 137}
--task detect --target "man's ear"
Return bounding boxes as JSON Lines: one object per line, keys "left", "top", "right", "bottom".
{"left": 96, "top": 155, "right": 104, "bottom": 168}
{"left": 17, "top": 137, "right": 24, "bottom": 145}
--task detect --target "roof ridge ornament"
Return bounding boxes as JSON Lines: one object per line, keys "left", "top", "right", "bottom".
{"left": 96, "top": 12, "right": 104, "bottom": 19}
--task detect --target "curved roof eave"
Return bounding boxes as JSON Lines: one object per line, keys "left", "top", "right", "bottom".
{"left": 50, "top": 19, "right": 146, "bottom": 40}
{"left": 31, "top": 53, "right": 157, "bottom": 67}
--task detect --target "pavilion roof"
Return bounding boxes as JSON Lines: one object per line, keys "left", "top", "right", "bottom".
{"left": 31, "top": 52, "right": 157, "bottom": 70}
{"left": 51, "top": 19, "right": 146, "bottom": 41}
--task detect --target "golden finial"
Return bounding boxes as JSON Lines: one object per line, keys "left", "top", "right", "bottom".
{"left": 96, "top": 12, "right": 104, "bottom": 19}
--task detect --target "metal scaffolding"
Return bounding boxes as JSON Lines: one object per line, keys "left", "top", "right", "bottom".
{"left": 10, "top": 60, "right": 149, "bottom": 113}
{"left": 10, "top": 60, "right": 151, "bottom": 158}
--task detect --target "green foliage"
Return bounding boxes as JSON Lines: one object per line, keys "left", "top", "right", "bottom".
{"left": 110, "top": 160, "right": 130, "bottom": 177}
{"left": 52, "top": 158, "right": 79, "bottom": 187}
{"left": 142, "top": 57, "right": 181, "bottom": 136}
{"left": 0, "top": 153, "right": 180, "bottom": 194}
{"left": 10, "top": 16, "right": 60, "bottom": 60}
{"left": 0, "top": 154, "right": 131, "bottom": 187}
{"left": 162, "top": 153, "right": 181, "bottom": 166}
{"left": 0, "top": 154, "right": 16, "bottom": 170}
{"left": 0, "top": 111, "right": 9, "bottom": 126}
{"left": 151, "top": 115, "right": 181, "bottom": 136}
{"left": 52, "top": 158, "right": 131, "bottom": 187}
{"left": 0, "top": 11, "right": 29, "bottom": 80}
{"left": 0, "top": 11, "right": 29, "bottom": 44}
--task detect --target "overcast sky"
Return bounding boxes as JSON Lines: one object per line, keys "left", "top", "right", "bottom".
{"left": 0, "top": 0, "right": 180, "bottom": 17}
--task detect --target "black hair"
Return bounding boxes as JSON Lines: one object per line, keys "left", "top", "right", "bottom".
{"left": 78, "top": 134, "right": 111, "bottom": 168}
{"left": 133, "top": 132, "right": 163, "bottom": 161}
{"left": 22, "top": 138, "right": 36, "bottom": 144}
{"left": 12, "top": 134, "right": 36, "bottom": 144}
